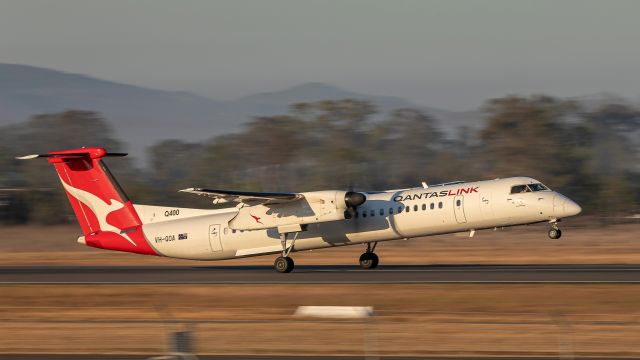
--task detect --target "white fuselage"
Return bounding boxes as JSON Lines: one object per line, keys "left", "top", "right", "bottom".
{"left": 131, "top": 177, "right": 581, "bottom": 261}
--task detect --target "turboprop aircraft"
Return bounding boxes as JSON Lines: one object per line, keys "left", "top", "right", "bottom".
{"left": 18, "top": 147, "right": 582, "bottom": 273}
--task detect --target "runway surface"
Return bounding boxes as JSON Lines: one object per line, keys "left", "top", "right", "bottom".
{"left": 0, "top": 264, "right": 638, "bottom": 284}
{"left": 1, "top": 356, "right": 636, "bottom": 360}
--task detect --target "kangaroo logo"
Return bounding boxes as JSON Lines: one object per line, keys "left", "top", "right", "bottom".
{"left": 250, "top": 214, "right": 263, "bottom": 224}
{"left": 59, "top": 177, "right": 137, "bottom": 246}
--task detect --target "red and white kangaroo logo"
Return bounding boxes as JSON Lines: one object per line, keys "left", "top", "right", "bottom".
{"left": 59, "top": 177, "right": 137, "bottom": 246}
{"left": 250, "top": 214, "right": 263, "bottom": 224}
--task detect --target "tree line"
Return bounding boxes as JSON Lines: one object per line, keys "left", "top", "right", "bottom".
{"left": 1, "top": 95, "right": 638, "bottom": 224}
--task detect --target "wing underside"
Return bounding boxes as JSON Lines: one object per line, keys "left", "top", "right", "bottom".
{"left": 179, "top": 188, "right": 304, "bottom": 205}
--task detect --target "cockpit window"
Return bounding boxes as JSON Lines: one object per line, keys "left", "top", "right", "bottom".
{"left": 510, "top": 183, "right": 550, "bottom": 194}
{"left": 528, "top": 183, "right": 549, "bottom": 191}
{"left": 510, "top": 185, "right": 529, "bottom": 194}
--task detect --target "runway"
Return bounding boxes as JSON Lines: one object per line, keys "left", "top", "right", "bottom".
{"left": 0, "top": 356, "right": 635, "bottom": 360}
{"left": 0, "top": 264, "right": 638, "bottom": 284}
{"left": 2, "top": 356, "right": 636, "bottom": 360}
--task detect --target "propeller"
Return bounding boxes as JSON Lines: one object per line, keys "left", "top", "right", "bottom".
{"left": 345, "top": 191, "right": 366, "bottom": 208}
{"left": 344, "top": 191, "right": 366, "bottom": 219}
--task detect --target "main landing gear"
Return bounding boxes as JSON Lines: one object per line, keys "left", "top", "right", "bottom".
{"left": 274, "top": 232, "right": 298, "bottom": 273}
{"left": 548, "top": 222, "right": 562, "bottom": 239}
{"left": 359, "top": 242, "right": 379, "bottom": 269}
{"left": 274, "top": 256, "right": 294, "bottom": 273}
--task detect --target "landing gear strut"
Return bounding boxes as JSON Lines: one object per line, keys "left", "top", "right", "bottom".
{"left": 359, "top": 242, "right": 379, "bottom": 269}
{"left": 548, "top": 222, "right": 562, "bottom": 239}
{"left": 274, "top": 232, "right": 298, "bottom": 273}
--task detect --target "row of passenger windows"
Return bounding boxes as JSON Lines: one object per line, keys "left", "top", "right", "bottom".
{"left": 224, "top": 227, "right": 252, "bottom": 235}
{"left": 355, "top": 201, "right": 444, "bottom": 218}
{"left": 223, "top": 199, "right": 452, "bottom": 232}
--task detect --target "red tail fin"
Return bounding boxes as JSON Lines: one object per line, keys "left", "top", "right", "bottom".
{"left": 19, "top": 148, "right": 157, "bottom": 255}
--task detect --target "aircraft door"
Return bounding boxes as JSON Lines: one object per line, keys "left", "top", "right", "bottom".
{"left": 453, "top": 195, "right": 467, "bottom": 223}
{"left": 208, "top": 224, "right": 223, "bottom": 252}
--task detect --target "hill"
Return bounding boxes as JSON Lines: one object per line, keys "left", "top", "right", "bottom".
{"left": 0, "top": 64, "right": 479, "bottom": 161}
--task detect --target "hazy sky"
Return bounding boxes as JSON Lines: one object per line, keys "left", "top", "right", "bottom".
{"left": 1, "top": 0, "right": 639, "bottom": 110}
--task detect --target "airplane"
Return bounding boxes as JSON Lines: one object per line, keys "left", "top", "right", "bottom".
{"left": 18, "top": 147, "right": 582, "bottom": 273}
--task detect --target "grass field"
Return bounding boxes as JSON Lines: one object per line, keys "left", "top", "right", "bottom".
{"left": 0, "top": 284, "right": 639, "bottom": 356}
{"left": 0, "top": 221, "right": 638, "bottom": 356}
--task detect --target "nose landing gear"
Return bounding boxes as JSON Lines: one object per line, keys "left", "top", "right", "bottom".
{"left": 359, "top": 242, "right": 379, "bottom": 269}
{"left": 548, "top": 222, "right": 562, "bottom": 239}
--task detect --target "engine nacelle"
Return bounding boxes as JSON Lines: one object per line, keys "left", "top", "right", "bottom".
{"left": 229, "top": 190, "right": 366, "bottom": 231}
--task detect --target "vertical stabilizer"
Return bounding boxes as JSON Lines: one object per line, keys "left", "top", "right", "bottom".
{"left": 18, "top": 148, "right": 157, "bottom": 255}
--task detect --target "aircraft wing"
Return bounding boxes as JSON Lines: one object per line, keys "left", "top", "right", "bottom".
{"left": 179, "top": 188, "right": 304, "bottom": 205}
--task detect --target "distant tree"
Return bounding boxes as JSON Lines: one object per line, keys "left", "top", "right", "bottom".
{"left": 368, "top": 109, "right": 442, "bottom": 188}
{"left": 293, "top": 99, "right": 377, "bottom": 189}
{"left": 582, "top": 103, "right": 640, "bottom": 175}
{"left": 580, "top": 103, "right": 640, "bottom": 215}
{"left": 480, "top": 96, "right": 587, "bottom": 192}
{"left": 0, "top": 110, "right": 131, "bottom": 223}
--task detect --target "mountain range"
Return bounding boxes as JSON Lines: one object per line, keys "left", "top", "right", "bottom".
{"left": 0, "top": 63, "right": 480, "bottom": 160}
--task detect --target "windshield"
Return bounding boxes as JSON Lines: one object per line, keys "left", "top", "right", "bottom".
{"left": 510, "top": 183, "right": 550, "bottom": 194}
{"left": 510, "top": 185, "right": 529, "bottom": 194}
{"left": 528, "top": 183, "right": 549, "bottom": 191}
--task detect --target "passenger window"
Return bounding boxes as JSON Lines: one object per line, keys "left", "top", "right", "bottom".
{"left": 422, "top": 204, "right": 426, "bottom": 211}
{"left": 413, "top": 204, "right": 418, "bottom": 211}
{"left": 398, "top": 206, "right": 403, "bottom": 213}
{"left": 380, "top": 208, "right": 384, "bottom": 216}
{"left": 389, "top": 207, "right": 394, "bottom": 214}
{"left": 406, "top": 206, "right": 410, "bottom": 213}
{"left": 438, "top": 202, "right": 443, "bottom": 209}
{"left": 430, "top": 203, "right": 434, "bottom": 210}
{"left": 363, "top": 212, "right": 367, "bottom": 218}
{"left": 354, "top": 211, "right": 359, "bottom": 218}
{"left": 456, "top": 199, "right": 461, "bottom": 206}
{"left": 370, "top": 209, "right": 375, "bottom": 217}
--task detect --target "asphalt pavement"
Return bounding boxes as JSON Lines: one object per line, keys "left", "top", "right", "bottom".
{"left": 0, "top": 264, "right": 638, "bottom": 284}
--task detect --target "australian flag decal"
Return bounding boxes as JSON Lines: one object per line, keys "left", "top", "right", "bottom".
{"left": 178, "top": 233, "right": 188, "bottom": 240}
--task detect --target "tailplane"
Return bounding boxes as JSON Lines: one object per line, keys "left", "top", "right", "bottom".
{"left": 17, "top": 148, "right": 157, "bottom": 255}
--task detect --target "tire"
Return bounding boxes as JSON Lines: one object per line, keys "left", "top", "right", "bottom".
{"left": 359, "top": 252, "right": 379, "bottom": 269}
{"left": 274, "top": 256, "right": 294, "bottom": 273}
{"left": 285, "top": 256, "right": 294, "bottom": 270}
{"left": 370, "top": 253, "right": 379, "bottom": 268}
{"left": 548, "top": 228, "right": 562, "bottom": 239}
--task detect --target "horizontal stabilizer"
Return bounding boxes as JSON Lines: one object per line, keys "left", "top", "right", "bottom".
{"left": 16, "top": 151, "right": 127, "bottom": 160}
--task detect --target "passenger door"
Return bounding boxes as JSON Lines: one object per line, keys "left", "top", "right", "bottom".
{"left": 208, "top": 224, "right": 223, "bottom": 252}
{"left": 453, "top": 195, "right": 467, "bottom": 223}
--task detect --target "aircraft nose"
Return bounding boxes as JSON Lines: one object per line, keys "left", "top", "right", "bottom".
{"left": 563, "top": 199, "right": 582, "bottom": 217}
{"left": 554, "top": 194, "right": 582, "bottom": 217}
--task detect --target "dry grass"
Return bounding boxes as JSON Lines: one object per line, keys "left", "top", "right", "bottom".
{"left": 1, "top": 222, "right": 639, "bottom": 356}
{"left": 0, "top": 284, "right": 639, "bottom": 356}
{"left": 0, "top": 221, "right": 638, "bottom": 266}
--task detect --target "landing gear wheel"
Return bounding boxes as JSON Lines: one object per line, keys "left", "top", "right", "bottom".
{"left": 548, "top": 228, "right": 562, "bottom": 239}
{"left": 359, "top": 252, "right": 379, "bottom": 269}
{"left": 274, "top": 256, "right": 294, "bottom": 273}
